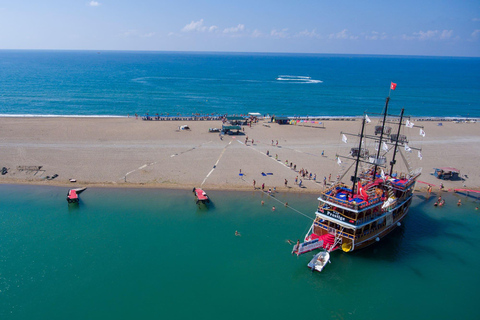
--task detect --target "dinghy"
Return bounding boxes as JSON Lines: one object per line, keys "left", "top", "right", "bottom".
{"left": 307, "top": 251, "right": 330, "bottom": 272}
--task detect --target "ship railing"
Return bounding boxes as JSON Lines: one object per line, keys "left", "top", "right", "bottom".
{"left": 315, "top": 220, "right": 355, "bottom": 240}
{"left": 320, "top": 190, "right": 382, "bottom": 210}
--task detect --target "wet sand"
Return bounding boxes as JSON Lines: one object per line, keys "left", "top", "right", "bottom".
{"left": 0, "top": 117, "right": 479, "bottom": 193}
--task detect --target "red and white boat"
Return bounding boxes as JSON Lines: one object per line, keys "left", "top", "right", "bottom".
{"left": 193, "top": 188, "right": 210, "bottom": 204}
{"left": 67, "top": 187, "right": 87, "bottom": 204}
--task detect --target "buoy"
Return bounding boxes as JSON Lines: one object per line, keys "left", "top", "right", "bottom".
{"left": 397, "top": 222, "right": 401, "bottom": 227}
{"left": 375, "top": 237, "right": 380, "bottom": 242}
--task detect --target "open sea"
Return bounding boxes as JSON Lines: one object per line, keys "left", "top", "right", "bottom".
{"left": 1, "top": 185, "right": 480, "bottom": 319}
{"left": 0, "top": 50, "right": 479, "bottom": 118}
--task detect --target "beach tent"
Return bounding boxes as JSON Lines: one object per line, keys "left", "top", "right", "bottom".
{"left": 222, "top": 125, "right": 242, "bottom": 135}
{"left": 226, "top": 116, "right": 247, "bottom": 125}
{"left": 273, "top": 116, "right": 290, "bottom": 125}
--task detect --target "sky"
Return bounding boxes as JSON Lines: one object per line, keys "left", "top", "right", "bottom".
{"left": 0, "top": 0, "right": 479, "bottom": 57}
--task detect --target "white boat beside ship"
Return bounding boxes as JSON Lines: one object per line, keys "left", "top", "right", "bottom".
{"left": 307, "top": 251, "right": 330, "bottom": 272}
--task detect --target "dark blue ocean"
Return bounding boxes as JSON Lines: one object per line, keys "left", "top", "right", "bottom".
{"left": 0, "top": 50, "right": 479, "bottom": 117}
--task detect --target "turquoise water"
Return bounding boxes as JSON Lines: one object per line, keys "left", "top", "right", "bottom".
{"left": 0, "top": 51, "right": 479, "bottom": 117}
{"left": 1, "top": 184, "right": 479, "bottom": 319}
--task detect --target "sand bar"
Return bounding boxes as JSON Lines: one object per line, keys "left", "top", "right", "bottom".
{"left": 1, "top": 117, "right": 479, "bottom": 193}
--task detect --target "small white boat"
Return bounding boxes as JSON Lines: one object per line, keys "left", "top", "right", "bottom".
{"left": 307, "top": 251, "right": 330, "bottom": 272}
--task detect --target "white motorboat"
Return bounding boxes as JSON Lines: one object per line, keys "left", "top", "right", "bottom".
{"left": 307, "top": 251, "right": 330, "bottom": 272}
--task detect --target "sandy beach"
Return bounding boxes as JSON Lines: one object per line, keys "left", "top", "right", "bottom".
{"left": 1, "top": 117, "right": 479, "bottom": 193}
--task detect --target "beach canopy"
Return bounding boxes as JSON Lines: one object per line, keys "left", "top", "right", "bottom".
{"left": 248, "top": 112, "right": 262, "bottom": 116}
{"left": 226, "top": 116, "right": 245, "bottom": 121}
{"left": 222, "top": 125, "right": 241, "bottom": 130}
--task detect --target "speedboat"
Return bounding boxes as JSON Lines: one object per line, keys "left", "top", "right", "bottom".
{"left": 193, "top": 187, "right": 210, "bottom": 204}
{"left": 307, "top": 251, "right": 330, "bottom": 272}
{"left": 67, "top": 187, "right": 87, "bottom": 204}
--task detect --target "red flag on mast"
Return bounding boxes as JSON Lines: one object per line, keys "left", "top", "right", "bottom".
{"left": 390, "top": 82, "right": 397, "bottom": 90}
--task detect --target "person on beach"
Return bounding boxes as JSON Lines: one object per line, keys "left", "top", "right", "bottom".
{"left": 266, "top": 150, "right": 270, "bottom": 156}
{"left": 276, "top": 140, "right": 278, "bottom": 146}
{"left": 285, "top": 179, "right": 288, "bottom": 187}
{"left": 294, "top": 164, "right": 296, "bottom": 171}
{"left": 313, "top": 174, "right": 316, "bottom": 182}
{"left": 273, "top": 187, "right": 276, "bottom": 193}
{"left": 329, "top": 174, "right": 331, "bottom": 181}
{"left": 324, "top": 176, "right": 327, "bottom": 187}
{"left": 275, "top": 154, "right": 278, "bottom": 160}
{"left": 271, "top": 140, "right": 274, "bottom": 145}
{"left": 262, "top": 183, "right": 265, "bottom": 191}
{"left": 252, "top": 139, "right": 254, "bottom": 145}
{"left": 295, "top": 176, "right": 298, "bottom": 185}
{"left": 299, "top": 179, "right": 303, "bottom": 188}
{"left": 268, "top": 188, "right": 272, "bottom": 194}
{"left": 322, "top": 150, "right": 324, "bottom": 156}
{"left": 253, "top": 180, "right": 256, "bottom": 189}
{"left": 285, "top": 202, "right": 288, "bottom": 207}
{"left": 440, "top": 183, "right": 444, "bottom": 191}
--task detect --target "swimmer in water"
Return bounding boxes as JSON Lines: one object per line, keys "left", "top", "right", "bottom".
{"left": 235, "top": 230, "right": 241, "bottom": 237}
{"left": 272, "top": 206, "right": 276, "bottom": 211}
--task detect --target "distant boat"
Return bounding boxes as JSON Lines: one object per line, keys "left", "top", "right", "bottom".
{"left": 67, "top": 187, "right": 87, "bottom": 203}
{"left": 193, "top": 187, "right": 210, "bottom": 205}
{"left": 307, "top": 251, "right": 330, "bottom": 272}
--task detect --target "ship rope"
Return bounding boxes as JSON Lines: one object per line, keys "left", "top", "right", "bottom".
{"left": 238, "top": 175, "right": 314, "bottom": 221}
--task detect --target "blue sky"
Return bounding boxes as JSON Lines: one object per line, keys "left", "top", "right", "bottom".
{"left": 0, "top": 0, "right": 479, "bottom": 56}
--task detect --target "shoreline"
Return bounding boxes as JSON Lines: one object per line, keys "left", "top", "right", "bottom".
{"left": 1, "top": 114, "right": 479, "bottom": 121}
{"left": 1, "top": 117, "right": 479, "bottom": 193}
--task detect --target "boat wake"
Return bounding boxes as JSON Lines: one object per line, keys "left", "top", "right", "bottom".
{"left": 276, "top": 75, "right": 323, "bottom": 84}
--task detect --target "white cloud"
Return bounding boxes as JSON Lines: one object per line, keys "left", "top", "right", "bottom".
{"left": 88, "top": 1, "right": 100, "bottom": 6}
{"left": 295, "top": 29, "right": 321, "bottom": 39}
{"left": 472, "top": 29, "right": 480, "bottom": 39}
{"left": 402, "top": 30, "right": 453, "bottom": 41}
{"left": 365, "top": 31, "right": 387, "bottom": 40}
{"left": 223, "top": 24, "right": 245, "bottom": 34}
{"left": 181, "top": 19, "right": 217, "bottom": 33}
{"left": 251, "top": 29, "right": 263, "bottom": 38}
{"left": 270, "top": 28, "right": 289, "bottom": 38}
{"left": 328, "top": 29, "right": 358, "bottom": 40}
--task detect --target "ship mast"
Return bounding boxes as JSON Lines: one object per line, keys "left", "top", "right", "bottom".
{"left": 372, "top": 97, "right": 390, "bottom": 180}
{"left": 389, "top": 108, "right": 405, "bottom": 176}
{"left": 351, "top": 116, "right": 366, "bottom": 195}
